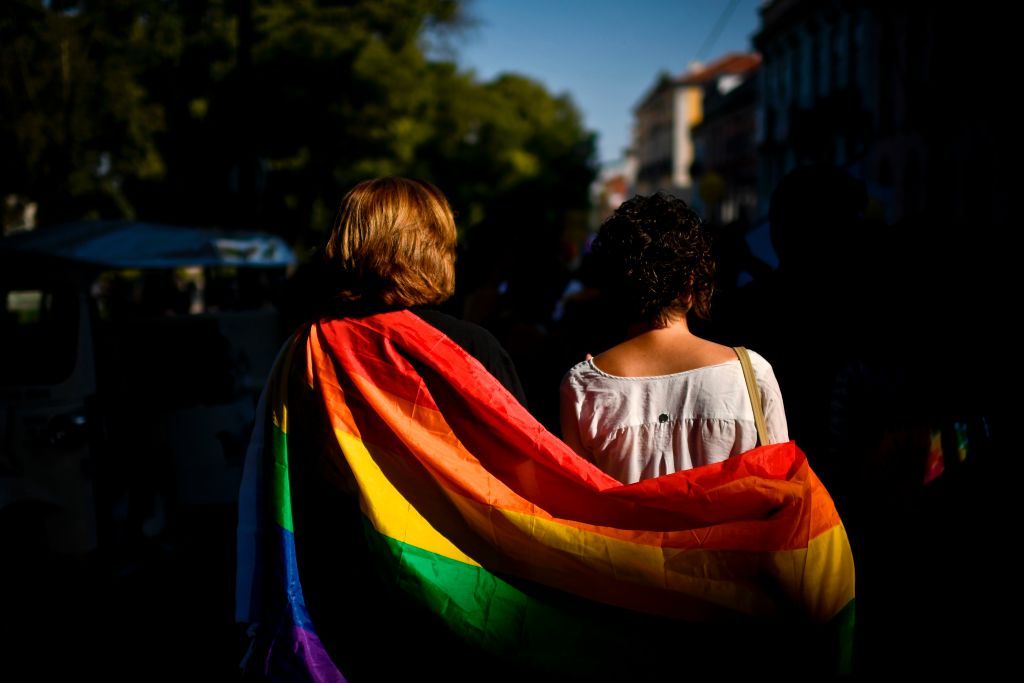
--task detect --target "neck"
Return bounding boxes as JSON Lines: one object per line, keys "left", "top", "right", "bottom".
{"left": 626, "top": 313, "right": 692, "bottom": 341}
{"left": 593, "top": 309, "right": 732, "bottom": 377}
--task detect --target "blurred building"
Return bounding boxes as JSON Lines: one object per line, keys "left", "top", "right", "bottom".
{"left": 690, "top": 54, "right": 762, "bottom": 224}
{"left": 633, "top": 54, "right": 761, "bottom": 202}
{"left": 753, "top": 0, "right": 1007, "bottom": 227}
{"left": 591, "top": 154, "right": 637, "bottom": 227}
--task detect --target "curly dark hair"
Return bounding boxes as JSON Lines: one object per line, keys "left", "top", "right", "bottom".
{"left": 590, "top": 192, "right": 714, "bottom": 325}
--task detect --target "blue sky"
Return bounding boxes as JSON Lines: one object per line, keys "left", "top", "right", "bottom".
{"left": 457, "top": 0, "right": 763, "bottom": 165}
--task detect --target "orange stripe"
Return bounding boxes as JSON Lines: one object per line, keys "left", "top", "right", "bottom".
{"left": 312, "top": 317, "right": 841, "bottom": 539}
{"left": 336, "top": 425, "right": 854, "bottom": 622}
{"left": 314, "top": 344, "right": 838, "bottom": 552}
{"left": 296, "top": 318, "right": 854, "bottom": 622}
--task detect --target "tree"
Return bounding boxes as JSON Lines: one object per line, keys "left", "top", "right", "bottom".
{"left": 1, "top": 0, "right": 167, "bottom": 224}
{"left": 1, "top": 0, "right": 595, "bottom": 251}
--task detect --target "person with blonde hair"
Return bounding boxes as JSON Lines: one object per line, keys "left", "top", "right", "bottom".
{"left": 319, "top": 176, "right": 525, "bottom": 400}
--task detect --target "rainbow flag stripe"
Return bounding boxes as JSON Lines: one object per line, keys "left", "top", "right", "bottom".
{"left": 236, "top": 311, "right": 855, "bottom": 680}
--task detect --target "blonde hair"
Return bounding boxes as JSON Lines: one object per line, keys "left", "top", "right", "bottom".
{"left": 325, "top": 177, "right": 457, "bottom": 307}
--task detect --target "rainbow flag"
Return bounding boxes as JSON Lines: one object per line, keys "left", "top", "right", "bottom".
{"left": 236, "top": 311, "right": 855, "bottom": 680}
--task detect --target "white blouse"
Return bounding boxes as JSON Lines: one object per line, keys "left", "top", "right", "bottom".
{"left": 559, "top": 350, "right": 789, "bottom": 484}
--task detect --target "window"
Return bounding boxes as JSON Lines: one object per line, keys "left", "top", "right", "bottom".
{"left": 1, "top": 287, "right": 79, "bottom": 386}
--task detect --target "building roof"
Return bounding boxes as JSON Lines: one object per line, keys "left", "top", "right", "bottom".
{"left": 634, "top": 53, "right": 761, "bottom": 112}
{"left": 676, "top": 53, "right": 762, "bottom": 86}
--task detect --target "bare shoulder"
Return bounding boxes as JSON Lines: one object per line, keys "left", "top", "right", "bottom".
{"left": 696, "top": 339, "right": 741, "bottom": 365}
{"left": 589, "top": 341, "right": 635, "bottom": 376}
{"left": 593, "top": 335, "right": 739, "bottom": 377}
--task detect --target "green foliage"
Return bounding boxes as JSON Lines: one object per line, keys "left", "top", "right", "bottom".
{"left": 1, "top": 0, "right": 595, "bottom": 245}
{"left": 1, "top": 0, "right": 169, "bottom": 221}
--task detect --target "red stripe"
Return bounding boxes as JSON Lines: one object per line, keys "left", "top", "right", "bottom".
{"left": 311, "top": 314, "right": 840, "bottom": 547}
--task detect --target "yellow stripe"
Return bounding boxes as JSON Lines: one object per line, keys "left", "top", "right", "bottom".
{"left": 272, "top": 335, "right": 303, "bottom": 434}
{"left": 453, "top": 488, "right": 855, "bottom": 621}
{"left": 274, "top": 403, "right": 288, "bottom": 434}
{"left": 338, "top": 429, "right": 480, "bottom": 567}
{"left": 337, "top": 426, "right": 855, "bottom": 621}
{"left": 795, "top": 524, "right": 857, "bottom": 622}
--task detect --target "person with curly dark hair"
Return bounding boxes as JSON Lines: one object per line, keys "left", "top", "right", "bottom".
{"left": 559, "top": 192, "right": 788, "bottom": 484}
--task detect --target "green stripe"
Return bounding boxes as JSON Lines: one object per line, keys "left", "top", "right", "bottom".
{"left": 272, "top": 422, "right": 294, "bottom": 533}
{"left": 364, "top": 519, "right": 849, "bottom": 677}
{"left": 832, "top": 599, "right": 857, "bottom": 674}
{"left": 368, "top": 519, "right": 608, "bottom": 676}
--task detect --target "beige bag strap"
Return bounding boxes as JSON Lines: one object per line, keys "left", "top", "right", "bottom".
{"left": 734, "top": 347, "right": 770, "bottom": 447}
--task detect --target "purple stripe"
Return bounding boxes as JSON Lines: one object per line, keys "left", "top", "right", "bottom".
{"left": 258, "top": 625, "right": 346, "bottom": 683}
{"left": 289, "top": 626, "right": 346, "bottom": 683}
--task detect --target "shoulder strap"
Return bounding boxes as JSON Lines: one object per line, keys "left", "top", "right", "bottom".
{"left": 734, "top": 347, "right": 770, "bottom": 447}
